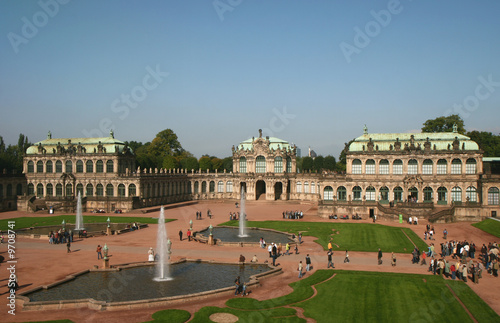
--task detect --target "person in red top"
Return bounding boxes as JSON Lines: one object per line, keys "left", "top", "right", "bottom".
{"left": 187, "top": 229, "right": 192, "bottom": 241}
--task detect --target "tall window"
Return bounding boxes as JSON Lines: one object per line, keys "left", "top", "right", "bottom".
{"left": 36, "top": 161, "right": 44, "bottom": 173}
{"left": 128, "top": 184, "right": 136, "bottom": 196}
{"left": 106, "top": 184, "right": 114, "bottom": 196}
{"left": 76, "top": 160, "right": 84, "bottom": 173}
{"left": 353, "top": 186, "right": 362, "bottom": 201}
{"left": 226, "top": 181, "right": 233, "bottom": 193}
{"left": 311, "top": 182, "right": 316, "bottom": 194}
{"left": 106, "top": 160, "right": 114, "bottom": 173}
{"left": 27, "top": 161, "right": 34, "bottom": 173}
{"left": 438, "top": 187, "right": 447, "bottom": 204}
{"left": 366, "top": 186, "right": 375, "bottom": 201}
{"left": 218, "top": 181, "right": 224, "bottom": 193}
{"left": 86, "top": 160, "right": 93, "bottom": 173}
{"left": 239, "top": 157, "right": 246, "bottom": 173}
{"left": 451, "top": 186, "right": 462, "bottom": 202}
{"left": 451, "top": 159, "right": 462, "bottom": 175}
{"left": 65, "top": 183, "right": 72, "bottom": 197}
{"left": 209, "top": 181, "right": 215, "bottom": 193}
{"left": 352, "top": 159, "right": 362, "bottom": 174}
{"left": 96, "top": 184, "right": 104, "bottom": 196}
{"left": 274, "top": 157, "right": 283, "bottom": 173}
{"left": 337, "top": 186, "right": 346, "bottom": 201}
{"left": 118, "top": 184, "right": 125, "bottom": 197}
{"left": 379, "top": 160, "right": 389, "bottom": 175}
{"left": 56, "top": 184, "right": 63, "bottom": 196}
{"left": 393, "top": 160, "right": 403, "bottom": 175}
{"left": 27, "top": 183, "right": 35, "bottom": 195}
{"left": 36, "top": 183, "right": 44, "bottom": 197}
{"left": 380, "top": 187, "right": 389, "bottom": 201}
{"left": 466, "top": 186, "right": 477, "bottom": 202}
{"left": 423, "top": 187, "right": 433, "bottom": 202}
{"left": 393, "top": 187, "right": 403, "bottom": 202}
{"left": 46, "top": 183, "right": 53, "bottom": 197}
{"left": 201, "top": 182, "right": 207, "bottom": 193}
{"left": 16, "top": 184, "right": 23, "bottom": 196}
{"left": 96, "top": 160, "right": 104, "bottom": 173}
{"left": 286, "top": 157, "right": 292, "bottom": 173}
{"left": 304, "top": 182, "right": 309, "bottom": 193}
{"left": 65, "top": 160, "right": 72, "bottom": 173}
{"left": 255, "top": 156, "right": 266, "bottom": 173}
{"left": 76, "top": 184, "right": 84, "bottom": 196}
{"left": 86, "top": 184, "right": 93, "bottom": 196}
{"left": 323, "top": 186, "right": 333, "bottom": 200}
{"left": 194, "top": 182, "right": 199, "bottom": 194}
{"left": 296, "top": 182, "right": 302, "bottom": 193}
{"left": 6, "top": 184, "right": 12, "bottom": 197}
{"left": 408, "top": 159, "right": 418, "bottom": 175}
{"left": 409, "top": 187, "right": 418, "bottom": 201}
{"left": 437, "top": 159, "right": 447, "bottom": 174}
{"left": 46, "top": 161, "right": 53, "bottom": 173}
{"left": 55, "top": 161, "right": 62, "bottom": 173}
{"left": 466, "top": 158, "right": 477, "bottom": 174}
{"left": 488, "top": 187, "right": 499, "bottom": 205}
{"left": 365, "top": 159, "right": 375, "bottom": 174}
{"left": 423, "top": 159, "right": 433, "bottom": 175}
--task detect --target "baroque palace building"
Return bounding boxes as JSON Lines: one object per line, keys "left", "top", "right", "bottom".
{"left": 10, "top": 127, "right": 500, "bottom": 222}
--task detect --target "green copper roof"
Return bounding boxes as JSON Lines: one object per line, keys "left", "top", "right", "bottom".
{"left": 349, "top": 132, "right": 480, "bottom": 152}
{"left": 238, "top": 136, "right": 292, "bottom": 151}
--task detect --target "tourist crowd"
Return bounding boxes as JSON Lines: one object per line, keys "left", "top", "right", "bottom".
{"left": 282, "top": 210, "right": 303, "bottom": 219}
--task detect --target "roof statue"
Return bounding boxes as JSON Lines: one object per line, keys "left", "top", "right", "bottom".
{"left": 363, "top": 124, "right": 368, "bottom": 135}
{"left": 453, "top": 123, "right": 458, "bottom": 133}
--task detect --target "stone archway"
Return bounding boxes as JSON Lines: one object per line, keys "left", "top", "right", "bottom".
{"left": 274, "top": 182, "right": 283, "bottom": 200}
{"left": 256, "top": 180, "right": 266, "bottom": 200}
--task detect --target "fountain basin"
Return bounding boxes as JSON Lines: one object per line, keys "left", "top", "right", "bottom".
{"left": 195, "top": 226, "right": 296, "bottom": 246}
{"left": 18, "top": 259, "right": 279, "bottom": 311}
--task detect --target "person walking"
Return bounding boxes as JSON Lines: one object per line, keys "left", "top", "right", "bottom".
{"left": 378, "top": 248, "right": 383, "bottom": 265}
{"left": 179, "top": 230, "right": 183, "bottom": 241}
{"left": 327, "top": 250, "right": 335, "bottom": 268}
{"left": 96, "top": 245, "right": 103, "bottom": 259}
{"left": 305, "top": 254, "right": 311, "bottom": 271}
{"left": 298, "top": 261, "right": 303, "bottom": 278}
{"left": 66, "top": 240, "right": 71, "bottom": 253}
{"left": 391, "top": 252, "right": 396, "bottom": 266}
{"left": 344, "top": 250, "right": 350, "bottom": 263}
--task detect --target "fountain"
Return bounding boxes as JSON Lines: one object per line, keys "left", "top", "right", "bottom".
{"left": 154, "top": 206, "right": 172, "bottom": 281}
{"left": 75, "top": 192, "right": 84, "bottom": 231}
{"left": 238, "top": 188, "right": 249, "bottom": 237}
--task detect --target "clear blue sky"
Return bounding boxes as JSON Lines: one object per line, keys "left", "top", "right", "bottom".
{"left": 1, "top": 0, "right": 499, "bottom": 159}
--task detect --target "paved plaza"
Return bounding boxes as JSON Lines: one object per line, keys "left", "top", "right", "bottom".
{"left": 1, "top": 201, "right": 499, "bottom": 322}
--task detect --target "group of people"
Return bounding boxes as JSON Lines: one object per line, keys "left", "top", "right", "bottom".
{"left": 423, "top": 224, "right": 435, "bottom": 240}
{"left": 195, "top": 209, "right": 212, "bottom": 220}
{"left": 229, "top": 212, "right": 242, "bottom": 221}
{"left": 178, "top": 229, "right": 192, "bottom": 241}
{"left": 282, "top": 210, "right": 303, "bottom": 220}
{"left": 48, "top": 229, "right": 73, "bottom": 245}
{"left": 408, "top": 216, "right": 418, "bottom": 225}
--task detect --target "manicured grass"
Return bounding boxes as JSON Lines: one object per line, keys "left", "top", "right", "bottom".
{"left": 189, "top": 305, "right": 303, "bottom": 323}
{"left": 472, "top": 218, "right": 500, "bottom": 239}
{"left": 221, "top": 221, "right": 428, "bottom": 253}
{"left": 296, "top": 270, "right": 499, "bottom": 323}
{"left": 146, "top": 309, "right": 191, "bottom": 323}
{"left": 0, "top": 215, "right": 174, "bottom": 231}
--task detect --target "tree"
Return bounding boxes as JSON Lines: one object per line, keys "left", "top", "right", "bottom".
{"left": 336, "top": 139, "right": 354, "bottom": 172}
{"left": 222, "top": 157, "right": 233, "bottom": 172}
{"left": 162, "top": 155, "right": 178, "bottom": 169}
{"left": 147, "top": 129, "right": 184, "bottom": 158}
{"left": 466, "top": 131, "right": 500, "bottom": 157}
{"left": 180, "top": 157, "right": 199, "bottom": 171}
{"left": 199, "top": 156, "right": 213, "bottom": 171}
{"left": 313, "top": 156, "right": 324, "bottom": 172}
{"left": 211, "top": 157, "right": 223, "bottom": 171}
{"left": 421, "top": 114, "right": 466, "bottom": 134}
{"left": 323, "top": 155, "right": 336, "bottom": 171}
{"left": 301, "top": 157, "right": 313, "bottom": 172}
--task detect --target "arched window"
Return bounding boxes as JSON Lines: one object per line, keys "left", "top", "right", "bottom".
{"left": 118, "top": 184, "right": 125, "bottom": 197}
{"left": 194, "top": 182, "right": 199, "bottom": 194}
{"left": 304, "top": 182, "right": 309, "bottom": 193}
{"left": 393, "top": 159, "right": 403, "bottom": 175}
{"left": 65, "top": 160, "right": 72, "bottom": 173}
{"left": 226, "top": 181, "right": 233, "bottom": 193}
{"left": 46, "top": 183, "right": 53, "bottom": 197}
{"left": 76, "top": 160, "right": 84, "bottom": 173}
{"left": 365, "top": 186, "right": 375, "bottom": 201}
{"left": 96, "top": 184, "right": 104, "bottom": 197}
{"left": 55, "top": 160, "right": 62, "bottom": 173}
{"left": 128, "top": 184, "right": 136, "bottom": 197}
{"left": 106, "top": 160, "right": 114, "bottom": 173}
{"left": 353, "top": 186, "right": 362, "bottom": 201}
{"left": 286, "top": 157, "right": 292, "bottom": 173}
{"left": 296, "top": 182, "right": 302, "bottom": 193}
{"left": 256, "top": 156, "right": 266, "bottom": 173}
{"left": 337, "top": 186, "right": 346, "bottom": 201}
{"left": 379, "top": 159, "right": 389, "bottom": 175}
{"left": 239, "top": 157, "right": 247, "bottom": 173}
{"left": 96, "top": 160, "right": 104, "bottom": 173}
{"left": 488, "top": 187, "right": 499, "bottom": 205}
{"left": 409, "top": 187, "right": 418, "bottom": 201}
{"left": 217, "top": 181, "right": 224, "bottom": 193}
{"left": 466, "top": 186, "right": 477, "bottom": 202}
{"left": 408, "top": 159, "right": 418, "bottom": 175}
{"left": 323, "top": 186, "right": 333, "bottom": 200}
{"left": 6, "top": 184, "right": 12, "bottom": 197}
{"left": 451, "top": 159, "right": 462, "bottom": 175}
{"left": 36, "top": 161, "right": 44, "bottom": 173}
{"left": 27, "top": 183, "right": 34, "bottom": 195}
{"left": 16, "top": 184, "right": 23, "bottom": 196}
{"left": 209, "top": 181, "right": 215, "bottom": 193}
{"left": 0, "top": 184, "right": 3, "bottom": 198}
{"left": 86, "top": 184, "right": 93, "bottom": 196}
{"left": 65, "top": 183, "right": 73, "bottom": 197}
{"left": 86, "top": 160, "right": 93, "bottom": 173}
{"left": 311, "top": 182, "right": 316, "bottom": 194}
{"left": 466, "top": 158, "right": 477, "bottom": 174}
{"left": 201, "top": 181, "right": 207, "bottom": 193}
{"left": 423, "top": 187, "right": 433, "bottom": 202}
{"left": 274, "top": 157, "right": 283, "bottom": 173}
{"left": 437, "top": 159, "right": 447, "bottom": 175}
{"left": 365, "top": 159, "right": 375, "bottom": 174}
{"left": 106, "top": 184, "right": 114, "bottom": 196}
{"left": 76, "top": 183, "right": 84, "bottom": 196}
{"left": 423, "top": 159, "right": 433, "bottom": 175}
{"left": 56, "top": 184, "right": 63, "bottom": 197}
{"left": 380, "top": 186, "right": 389, "bottom": 201}
{"left": 393, "top": 186, "right": 403, "bottom": 202}
{"left": 27, "top": 161, "right": 34, "bottom": 173}
{"left": 46, "top": 161, "right": 53, "bottom": 173}
{"left": 36, "top": 183, "right": 43, "bottom": 197}
{"left": 352, "top": 159, "right": 362, "bottom": 174}
{"left": 451, "top": 186, "right": 462, "bottom": 202}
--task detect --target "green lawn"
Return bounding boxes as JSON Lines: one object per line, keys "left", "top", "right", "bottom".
{"left": 0, "top": 215, "right": 174, "bottom": 231}
{"left": 472, "top": 218, "right": 500, "bottom": 239}
{"left": 221, "top": 220, "right": 428, "bottom": 253}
